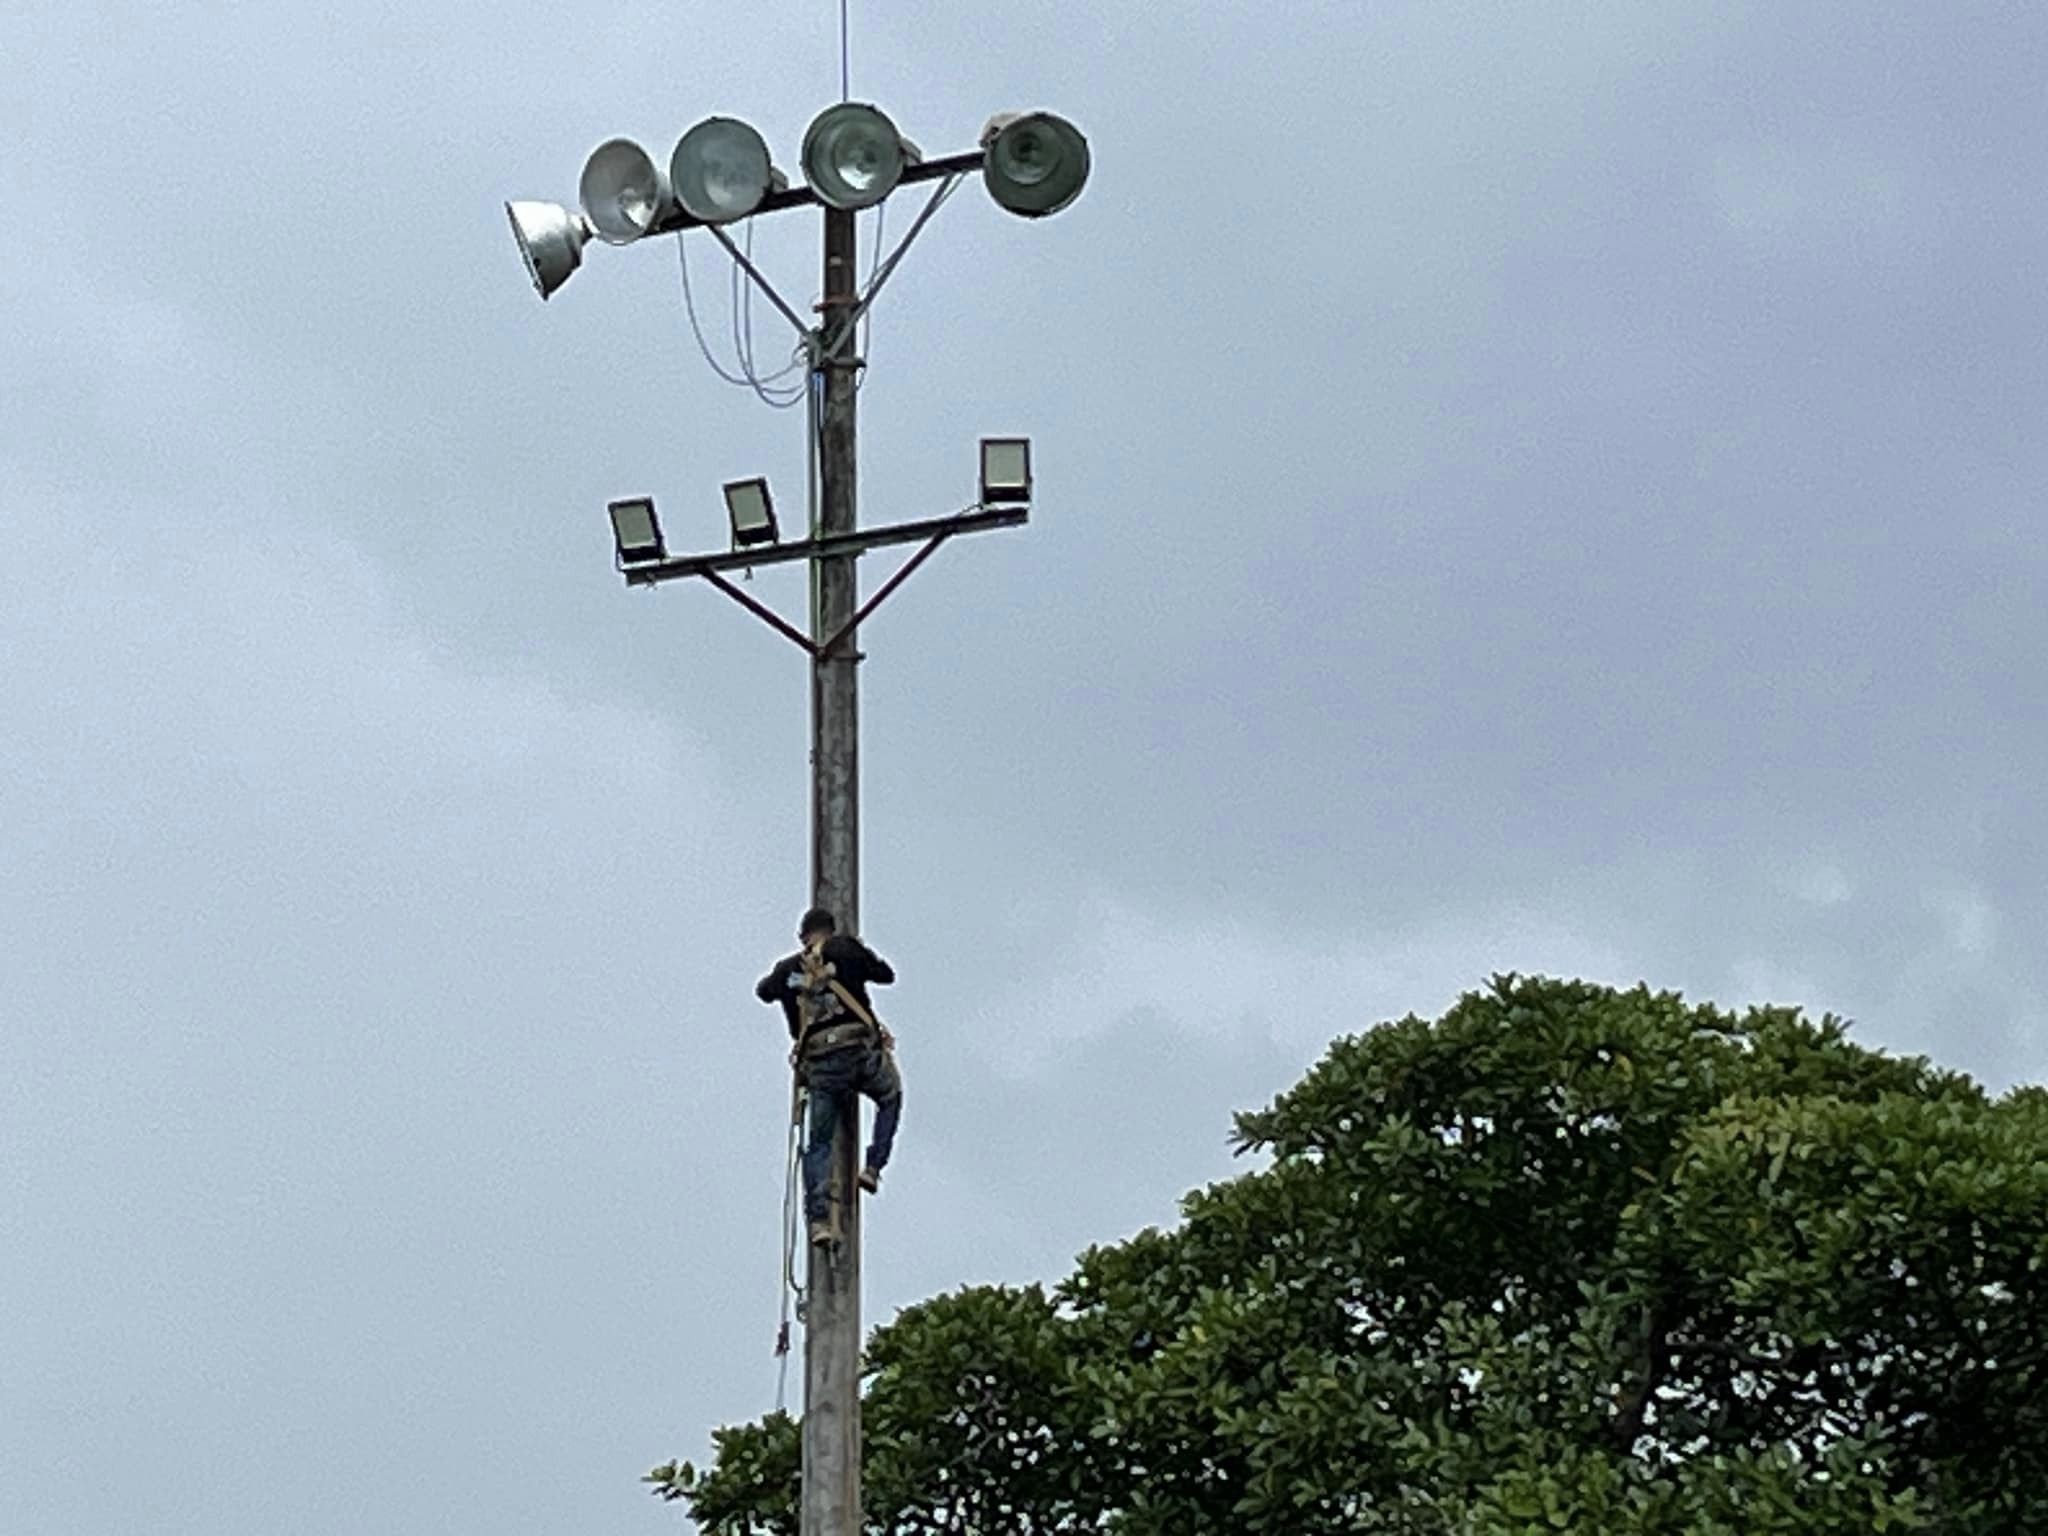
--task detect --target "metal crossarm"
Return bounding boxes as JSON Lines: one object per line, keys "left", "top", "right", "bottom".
{"left": 620, "top": 504, "right": 1026, "bottom": 587}
{"left": 678, "top": 512, "right": 1027, "bottom": 658}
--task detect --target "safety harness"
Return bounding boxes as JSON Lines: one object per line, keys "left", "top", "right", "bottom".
{"left": 793, "top": 939, "right": 884, "bottom": 1059}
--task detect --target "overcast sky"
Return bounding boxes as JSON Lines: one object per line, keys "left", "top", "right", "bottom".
{"left": 4, "top": 2, "right": 2045, "bottom": 1531}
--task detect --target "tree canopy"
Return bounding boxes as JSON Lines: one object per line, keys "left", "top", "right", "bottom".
{"left": 648, "top": 975, "right": 2048, "bottom": 1533}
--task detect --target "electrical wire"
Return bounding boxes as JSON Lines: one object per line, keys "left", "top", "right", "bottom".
{"left": 675, "top": 229, "right": 806, "bottom": 408}
{"left": 676, "top": 232, "right": 763, "bottom": 389}
{"left": 748, "top": 224, "right": 808, "bottom": 404}
{"left": 732, "top": 218, "right": 806, "bottom": 408}
{"left": 855, "top": 198, "right": 884, "bottom": 389}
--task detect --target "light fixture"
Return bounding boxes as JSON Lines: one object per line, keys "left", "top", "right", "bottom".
{"left": 979, "top": 112, "right": 1090, "bottom": 219}
{"left": 578, "top": 138, "right": 672, "bottom": 245}
{"left": 506, "top": 200, "right": 591, "bottom": 300}
{"left": 608, "top": 496, "right": 667, "bottom": 565}
{"left": 979, "top": 438, "right": 1032, "bottom": 504}
{"left": 802, "top": 102, "right": 919, "bottom": 210}
{"left": 722, "top": 476, "right": 779, "bottom": 548}
{"left": 671, "top": 117, "right": 785, "bottom": 225}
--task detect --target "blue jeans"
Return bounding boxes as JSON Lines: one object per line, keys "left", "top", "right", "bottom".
{"left": 801, "top": 1044, "right": 902, "bottom": 1221}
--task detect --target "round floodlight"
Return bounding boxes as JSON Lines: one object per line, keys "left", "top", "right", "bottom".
{"left": 980, "top": 111, "right": 1091, "bottom": 219}
{"left": 670, "top": 116, "right": 780, "bottom": 225}
{"left": 506, "top": 200, "right": 590, "bottom": 300}
{"left": 801, "top": 102, "right": 915, "bottom": 210}
{"left": 578, "top": 137, "right": 671, "bottom": 245}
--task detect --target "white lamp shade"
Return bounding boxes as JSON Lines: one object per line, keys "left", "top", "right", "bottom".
{"left": 801, "top": 102, "right": 916, "bottom": 210}
{"left": 579, "top": 138, "right": 672, "bottom": 245}
{"left": 671, "top": 117, "right": 782, "bottom": 224}
{"left": 506, "top": 200, "right": 589, "bottom": 300}
{"left": 980, "top": 111, "right": 1090, "bottom": 219}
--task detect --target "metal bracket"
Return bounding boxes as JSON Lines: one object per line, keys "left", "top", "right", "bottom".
{"left": 817, "top": 532, "right": 949, "bottom": 658}
{"left": 644, "top": 148, "right": 985, "bottom": 238}
{"left": 623, "top": 503, "right": 1025, "bottom": 586}
{"left": 822, "top": 173, "right": 966, "bottom": 361}
{"left": 695, "top": 167, "right": 973, "bottom": 360}
{"left": 685, "top": 521, "right": 998, "bottom": 659}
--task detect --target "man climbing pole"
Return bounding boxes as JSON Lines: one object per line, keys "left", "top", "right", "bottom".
{"left": 757, "top": 907, "right": 903, "bottom": 1247}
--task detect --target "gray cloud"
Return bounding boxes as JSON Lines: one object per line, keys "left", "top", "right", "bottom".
{"left": 5, "top": 3, "right": 2045, "bottom": 1532}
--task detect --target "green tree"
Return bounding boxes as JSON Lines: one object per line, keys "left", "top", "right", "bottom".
{"left": 648, "top": 976, "right": 2048, "bottom": 1533}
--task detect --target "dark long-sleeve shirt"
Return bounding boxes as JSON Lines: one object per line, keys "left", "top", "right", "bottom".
{"left": 756, "top": 935, "right": 896, "bottom": 1039}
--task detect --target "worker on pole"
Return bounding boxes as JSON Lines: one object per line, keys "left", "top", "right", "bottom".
{"left": 757, "top": 907, "right": 903, "bottom": 1246}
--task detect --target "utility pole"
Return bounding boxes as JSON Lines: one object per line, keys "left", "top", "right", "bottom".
{"left": 804, "top": 201, "right": 863, "bottom": 1536}
{"left": 506, "top": 97, "right": 1089, "bottom": 1536}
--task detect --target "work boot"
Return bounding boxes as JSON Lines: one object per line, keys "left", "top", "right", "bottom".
{"left": 809, "top": 1216, "right": 834, "bottom": 1247}
{"left": 858, "top": 1166, "right": 882, "bottom": 1195}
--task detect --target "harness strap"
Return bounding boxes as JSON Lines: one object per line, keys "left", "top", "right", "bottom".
{"left": 793, "top": 940, "right": 891, "bottom": 1060}
{"left": 799, "top": 1021, "right": 875, "bottom": 1058}
{"left": 823, "top": 976, "right": 878, "bottom": 1029}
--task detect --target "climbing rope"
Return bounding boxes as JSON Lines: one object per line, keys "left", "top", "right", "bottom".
{"left": 774, "top": 1073, "right": 809, "bottom": 1415}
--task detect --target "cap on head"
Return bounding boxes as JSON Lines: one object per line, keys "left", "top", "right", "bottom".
{"left": 800, "top": 907, "right": 837, "bottom": 940}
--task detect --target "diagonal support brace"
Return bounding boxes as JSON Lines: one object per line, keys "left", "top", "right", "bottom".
{"left": 821, "top": 174, "right": 965, "bottom": 361}
{"left": 705, "top": 223, "right": 814, "bottom": 341}
{"left": 818, "top": 532, "right": 950, "bottom": 658}
{"left": 699, "top": 568, "right": 818, "bottom": 655}
{"left": 664, "top": 510, "right": 1026, "bottom": 655}
{"left": 692, "top": 533, "right": 962, "bottom": 659}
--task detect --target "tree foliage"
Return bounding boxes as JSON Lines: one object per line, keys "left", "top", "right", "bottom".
{"left": 647, "top": 976, "right": 2048, "bottom": 1532}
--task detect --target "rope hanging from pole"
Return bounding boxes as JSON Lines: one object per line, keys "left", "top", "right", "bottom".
{"left": 774, "top": 1072, "right": 809, "bottom": 1415}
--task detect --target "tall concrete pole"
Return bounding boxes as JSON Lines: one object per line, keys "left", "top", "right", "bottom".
{"left": 802, "top": 201, "right": 863, "bottom": 1536}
